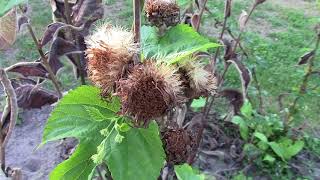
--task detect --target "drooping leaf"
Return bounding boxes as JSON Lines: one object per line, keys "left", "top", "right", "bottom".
{"left": 40, "top": 22, "right": 65, "bottom": 47}
{"left": 239, "top": 10, "right": 248, "bottom": 32}
{"left": 103, "top": 121, "right": 165, "bottom": 180}
{"left": 72, "top": 0, "right": 104, "bottom": 31}
{"left": 227, "top": 59, "right": 251, "bottom": 97}
{"left": 286, "top": 140, "right": 304, "bottom": 159}
{"left": 269, "top": 142, "right": 285, "bottom": 161}
{"left": 48, "top": 37, "right": 78, "bottom": 74}
{"left": 7, "top": 62, "right": 49, "bottom": 79}
{"left": 254, "top": 132, "right": 268, "bottom": 143}
{"left": 298, "top": 50, "right": 315, "bottom": 65}
{"left": 15, "top": 84, "right": 58, "bottom": 109}
{"left": 17, "top": 15, "right": 29, "bottom": 32}
{"left": 141, "top": 24, "right": 219, "bottom": 64}
{"left": 174, "top": 164, "right": 205, "bottom": 180}
{"left": 220, "top": 88, "right": 244, "bottom": 114}
{"left": 191, "top": 13, "right": 200, "bottom": 30}
{"left": 42, "top": 86, "right": 120, "bottom": 143}
{"left": 49, "top": 138, "right": 102, "bottom": 180}
{"left": 0, "top": 0, "right": 26, "bottom": 17}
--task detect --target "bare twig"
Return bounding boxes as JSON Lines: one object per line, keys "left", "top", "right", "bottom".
{"left": 0, "top": 69, "right": 18, "bottom": 174}
{"left": 252, "top": 68, "right": 265, "bottom": 114}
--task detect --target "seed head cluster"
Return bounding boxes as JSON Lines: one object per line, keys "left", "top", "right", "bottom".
{"left": 86, "top": 24, "right": 217, "bottom": 127}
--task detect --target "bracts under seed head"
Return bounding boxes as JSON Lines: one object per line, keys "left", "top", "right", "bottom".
{"left": 145, "top": 0, "right": 180, "bottom": 28}
{"left": 117, "top": 61, "right": 184, "bottom": 127}
{"left": 85, "top": 24, "right": 137, "bottom": 97}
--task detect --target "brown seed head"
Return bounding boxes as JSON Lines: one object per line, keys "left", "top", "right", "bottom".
{"left": 161, "top": 128, "right": 196, "bottom": 164}
{"left": 117, "top": 61, "right": 184, "bottom": 126}
{"left": 85, "top": 25, "right": 137, "bottom": 96}
{"left": 145, "top": 0, "right": 180, "bottom": 28}
{"left": 180, "top": 61, "right": 217, "bottom": 98}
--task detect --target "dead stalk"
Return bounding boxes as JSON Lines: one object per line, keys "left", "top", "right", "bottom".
{"left": 0, "top": 69, "right": 18, "bottom": 175}
{"left": 133, "top": 0, "right": 141, "bottom": 63}
{"left": 287, "top": 34, "right": 320, "bottom": 123}
{"left": 64, "top": 0, "right": 86, "bottom": 85}
{"left": 26, "top": 23, "right": 63, "bottom": 98}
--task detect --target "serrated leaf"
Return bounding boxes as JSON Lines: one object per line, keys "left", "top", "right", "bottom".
{"left": 0, "top": 0, "right": 26, "bottom": 17}
{"left": 141, "top": 24, "right": 219, "bottom": 64}
{"left": 104, "top": 121, "right": 165, "bottom": 180}
{"left": 50, "top": 138, "right": 102, "bottom": 180}
{"left": 42, "top": 85, "right": 120, "bottom": 143}
{"left": 84, "top": 106, "right": 107, "bottom": 121}
{"left": 175, "top": 164, "right": 205, "bottom": 180}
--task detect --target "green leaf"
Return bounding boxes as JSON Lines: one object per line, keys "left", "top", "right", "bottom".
{"left": 104, "top": 121, "right": 165, "bottom": 180}
{"left": 285, "top": 140, "right": 304, "bottom": 159}
{"left": 263, "top": 154, "right": 276, "bottom": 164}
{"left": 191, "top": 97, "right": 206, "bottom": 111}
{"left": 50, "top": 139, "right": 102, "bottom": 180}
{"left": 175, "top": 164, "right": 205, "bottom": 180}
{"left": 240, "top": 100, "right": 253, "bottom": 118}
{"left": 42, "top": 86, "right": 121, "bottom": 180}
{"left": 84, "top": 106, "right": 107, "bottom": 121}
{"left": 254, "top": 132, "right": 268, "bottom": 143}
{"left": 0, "top": 0, "right": 26, "bottom": 17}
{"left": 232, "top": 116, "right": 249, "bottom": 141}
{"left": 42, "top": 86, "right": 120, "bottom": 143}
{"left": 141, "top": 24, "right": 219, "bottom": 64}
{"left": 269, "top": 142, "right": 286, "bottom": 161}
{"left": 115, "top": 123, "right": 131, "bottom": 132}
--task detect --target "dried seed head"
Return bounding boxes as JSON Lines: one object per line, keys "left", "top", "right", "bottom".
{"left": 181, "top": 62, "right": 217, "bottom": 98}
{"left": 161, "top": 128, "right": 196, "bottom": 164}
{"left": 86, "top": 24, "right": 137, "bottom": 96}
{"left": 118, "top": 61, "right": 184, "bottom": 126}
{"left": 145, "top": 0, "right": 180, "bottom": 28}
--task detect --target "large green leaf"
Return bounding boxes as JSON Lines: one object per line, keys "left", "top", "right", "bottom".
{"left": 0, "top": 0, "right": 26, "bottom": 17}
{"left": 175, "top": 164, "right": 205, "bottom": 180}
{"left": 141, "top": 24, "right": 219, "bottom": 64}
{"left": 49, "top": 139, "right": 102, "bottom": 180}
{"left": 42, "top": 86, "right": 121, "bottom": 180}
{"left": 42, "top": 86, "right": 120, "bottom": 143}
{"left": 104, "top": 121, "right": 165, "bottom": 180}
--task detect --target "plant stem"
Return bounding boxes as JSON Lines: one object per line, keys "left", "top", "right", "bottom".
{"left": 133, "top": 0, "right": 141, "bottom": 63}
{"left": 0, "top": 69, "right": 18, "bottom": 174}
{"left": 26, "top": 24, "right": 63, "bottom": 98}
{"left": 64, "top": 0, "right": 86, "bottom": 85}
{"left": 287, "top": 34, "right": 320, "bottom": 122}
{"left": 195, "top": 0, "right": 208, "bottom": 31}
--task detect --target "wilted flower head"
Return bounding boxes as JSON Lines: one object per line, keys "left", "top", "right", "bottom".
{"left": 161, "top": 128, "right": 196, "bottom": 164}
{"left": 180, "top": 61, "right": 217, "bottom": 98}
{"left": 85, "top": 24, "right": 137, "bottom": 96}
{"left": 117, "top": 61, "right": 183, "bottom": 126}
{"left": 145, "top": 0, "right": 180, "bottom": 28}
